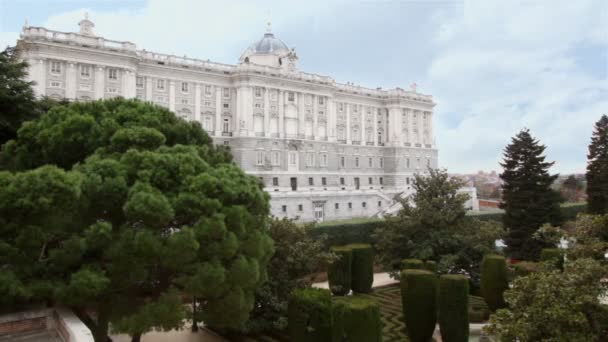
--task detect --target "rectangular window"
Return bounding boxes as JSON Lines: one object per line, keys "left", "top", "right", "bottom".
{"left": 272, "top": 177, "right": 279, "bottom": 186}
{"left": 379, "top": 177, "right": 383, "bottom": 185}
{"left": 157, "top": 79, "right": 165, "bottom": 90}
{"left": 50, "top": 81, "right": 62, "bottom": 88}
{"left": 320, "top": 154, "right": 328, "bottom": 167}
{"left": 427, "top": 158, "right": 431, "bottom": 167}
{"left": 108, "top": 68, "right": 118, "bottom": 80}
{"left": 223, "top": 88, "right": 230, "bottom": 98}
{"left": 223, "top": 118, "right": 230, "bottom": 132}
{"left": 204, "top": 101, "right": 211, "bottom": 107}
{"left": 288, "top": 92, "right": 295, "bottom": 102}
{"left": 380, "top": 157, "right": 384, "bottom": 168}
{"left": 362, "top": 202, "right": 366, "bottom": 208}
{"left": 289, "top": 152, "right": 297, "bottom": 166}
{"left": 322, "top": 177, "right": 327, "bottom": 186}
{"left": 406, "top": 158, "right": 410, "bottom": 168}
{"left": 406, "top": 177, "right": 410, "bottom": 185}
{"left": 298, "top": 204, "right": 303, "bottom": 211}
{"left": 282, "top": 205, "right": 287, "bottom": 212}
{"left": 368, "top": 157, "right": 373, "bottom": 167}
{"left": 107, "top": 87, "right": 117, "bottom": 93}
{"left": 223, "top": 103, "right": 229, "bottom": 109}
{"left": 348, "top": 202, "right": 352, "bottom": 209}
{"left": 308, "top": 177, "right": 314, "bottom": 186}
{"left": 306, "top": 153, "right": 314, "bottom": 167}
{"left": 369, "top": 177, "right": 373, "bottom": 185}
{"left": 272, "top": 151, "right": 280, "bottom": 166}
{"left": 318, "top": 96, "right": 324, "bottom": 105}
{"left": 255, "top": 87, "right": 262, "bottom": 98}
{"left": 80, "top": 65, "right": 90, "bottom": 78}
{"left": 355, "top": 157, "right": 359, "bottom": 168}
{"left": 335, "top": 203, "right": 339, "bottom": 209}
{"left": 181, "top": 82, "right": 189, "bottom": 93}
{"left": 136, "top": 76, "right": 144, "bottom": 88}
{"left": 339, "top": 103, "right": 344, "bottom": 112}
{"left": 205, "top": 85, "right": 212, "bottom": 95}
{"left": 340, "top": 177, "right": 345, "bottom": 185}
{"left": 50, "top": 61, "right": 61, "bottom": 74}
{"left": 181, "top": 99, "right": 189, "bottom": 104}
{"left": 378, "top": 201, "right": 382, "bottom": 207}
{"left": 256, "top": 151, "right": 264, "bottom": 165}
{"left": 340, "top": 156, "right": 345, "bottom": 168}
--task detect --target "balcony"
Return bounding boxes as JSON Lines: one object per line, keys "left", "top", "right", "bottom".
{"left": 221, "top": 132, "right": 233, "bottom": 137}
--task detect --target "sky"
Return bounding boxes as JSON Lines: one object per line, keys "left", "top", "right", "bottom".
{"left": 0, "top": 0, "right": 606, "bottom": 174}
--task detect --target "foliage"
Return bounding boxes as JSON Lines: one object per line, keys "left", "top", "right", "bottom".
{"left": 500, "top": 129, "right": 562, "bottom": 260}
{"left": 332, "top": 296, "right": 382, "bottom": 342}
{"left": 287, "top": 288, "right": 334, "bottom": 342}
{"left": 374, "top": 169, "right": 504, "bottom": 288}
{"left": 245, "top": 218, "right": 334, "bottom": 332}
{"left": 423, "top": 260, "right": 437, "bottom": 273}
{"left": 480, "top": 255, "right": 508, "bottom": 312}
{"left": 308, "top": 220, "right": 383, "bottom": 248}
{"left": 401, "top": 269, "right": 438, "bottom": 342}
{"left": 540, "top": 248, "right": 564, "bottom": 270}
{"left": 401, "top": 258, "right": 423, "bottom": 270}
{"left": 541, "top": 214, "right": 608, "bottom": 263}
{"left": 328, "top": 246, "right": 352, "bottom": 296}
{"left": 560, "top": 175, "right": 585, "bottom": 203}
{"left": 486, "top": 258, "right": 608, "bottom": 341}
{"left": 0, "top": 99, "right": 274, "bottom": 341}
{"left": 508, "top": 261, "right": 538, "bottom": 279}
{"left": 438, "top": 275, "right": 469, "bottom": 342}
{"left": 468, "top": 295, "right": 490, "bottom": 323}
{"left": 586, "top": 115, "right": 608, "bottom": 214}
{"left": 348, "top": 244, "right": 374, "bottom": 294}
{"left": 469, "top": 203, "right": 587, "bottom": 223}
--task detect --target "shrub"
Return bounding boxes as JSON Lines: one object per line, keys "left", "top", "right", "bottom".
{"left": 401, "top": 258, "right": 424, "bottom": 270}
{"left": 328, "top": 246, "right": 353, "bottom": 296}
{"left": 333, "top": 296, "right": 382, "bottom": 342}
{"left": 468, "top": 295, "right": 490, "bottom": 323}
{"left": 288, "top": 288, "right": 333, "bottom": 342}
{"left": 540, "top": 248, "right": 564, "bottom": 270}
{"left": 308, "top": 220, "right": 383, "bottom": 248}
{"left": 423, "top": 260, "right": 437, "bottom": 273}
{"left": 439, "top": 275, "right": 469, "bottom": 342}
{"left": 401, "top": 269, "right": 438, "bottom": 342}
{"left": 509, "top": 261, "right": 538, "bottom": 279}
{"left": 480, "top": 255, "right": 508, "bottom": 312}
{"left": 348, "top": 244, "right": 374, "bottom": 294}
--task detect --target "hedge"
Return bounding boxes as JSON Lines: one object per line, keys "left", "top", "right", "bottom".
{"left": 328, "top": 246, "right": 353, "bottom": 296}
{"left": 470, "top": 203, "right": 587, "bottom": 223}
{"left": 332, "top": 296, "right": 382, "bottom": 342}
{"left": 288, "top": 288, "right": 334, "bottom": 342}
{"left": 308, "top": 221, "right": 383, "bottom": 248}
{"left": 439, "top": 275, "right": 470, "bottom": 342}
{"left": 423, "top": 260, "right": 437, "bottom": 273}
{"left": 348, "top": 244, "right": 374, "bottom": 294}
{"left": 401, "top": 258, "right": 424, "bottom": 270}
{"left": 480, "top": 255, "right": 508, "bottom": 312}
{"left": 540, "top": 248, "right": 564, "bottom": 270}
{"left": 401, "top": 269, "right": 438, "bottom": 342}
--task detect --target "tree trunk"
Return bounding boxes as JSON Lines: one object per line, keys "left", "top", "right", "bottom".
{"left": 191, "top": 297, "right": 199, "bottom": 332}
{"left": 92, "top": 311, "right": 109, "bottom": 342}
{"left": 131, "top": 333, "right": 141, "bottom": 342}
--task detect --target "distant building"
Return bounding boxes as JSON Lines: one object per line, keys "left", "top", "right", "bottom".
{"left": 17, "top": 16, "right": 443, "bottom": 222}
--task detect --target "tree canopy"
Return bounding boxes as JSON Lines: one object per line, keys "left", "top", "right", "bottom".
{"left": 0, "top": 98, "right": 274, "bottom": 341}
{"left": 500, "top": 129, "right": 562, "bottom": 260}
{"left": 586, "top": 115, "right": 608, "bottom": 214}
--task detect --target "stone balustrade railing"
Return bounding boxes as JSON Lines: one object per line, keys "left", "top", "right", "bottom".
{"left": 21, "top": 26, "right": 136, "bottom": 52}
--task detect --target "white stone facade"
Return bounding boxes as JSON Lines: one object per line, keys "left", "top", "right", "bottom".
{"left": 16, "top": 17, "right": 440, "bottom": 222}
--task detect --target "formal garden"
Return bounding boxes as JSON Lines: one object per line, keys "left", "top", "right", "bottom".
{"left": 1, "top": 46, "right": 608, "bottom": 341}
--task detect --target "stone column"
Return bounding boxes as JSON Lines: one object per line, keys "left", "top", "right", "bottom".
{"left": 169, "top": 80, "right": 176, "bottom": 112}
{"left": 428, "top": 111, "right": 434, "bottom": 147}
{"left": 346, "top": 103, "right": 352, "bottom": 144}
{"left": 360, "top": 105, "right": 365, "bottom": 144}
{"left": 145, "top": 77, "right": 152, "bottom": 101}
{"left": 373, "top": 107, "right": 378, "bottom": 146}
{"left": 298, "top": 93, "right": 305, "bottom": 138}
{"left": 194, "top": 83, "right": 201, "bottom": 124}
{"left": 278, "top": 90, "right": 285, "bottom": 138}
{"left": 32, "top": 59, "right": 46, "bottom": 98}
{"left": 122, "top": 69, "right": 136, "bottom": 99}
{"left": 94, "top": 65, "right": 105, "bottom": 100}
{"left": 312, "top": 95, "right": 318, "bottom": 140}
{"left": 327, "top": 99, "right": 336, "bottom": 142}
{"left": 263, "top": 88, "right": 270, "bottom": 137}
{"left": 65, "top": 62, "right": 77, "bottom": 100}
{"left": 214, "top": 87, "right": 222, "bottom": 135}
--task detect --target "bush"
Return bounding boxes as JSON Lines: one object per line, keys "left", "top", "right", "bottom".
{"left": 509, "top": 261, "right": 539, "bottom": 279}
{"left": 328, "top": 246, "right": 353, "bottom": 296}
{"left": 468, "top": 296, "right": 490, "bottom": 323}
{"left": 288, "top": 288, "right": 333, "bottom": 342}
{"left": 401, "top": 258, "right": 424, "bottom": 270}
{"left": 423, "top": 260, "right": 437, "bottom": 273}
{"left": 308, "top": 221, "right": 383, "bottom": 248}
{"left": 332, "top": 296, "right": 382, "bottom": 342}
{"left": 480, "top": 255, "right": 508, "bottom": 312}
{"left": 348, "top": 244, "right": 374, "bottom": 294}
{"left": 401, "top": 269, "right": 438, "bottom": 342}
{"left": 540, "top": 248, "right": 564, "bottom": 270}
{"left": 439, "top": 275, "right": 469, "bottom": 342}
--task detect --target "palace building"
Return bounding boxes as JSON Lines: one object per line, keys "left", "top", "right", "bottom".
{"left": 16, "top": 15, "right": 447, "bottom": 222}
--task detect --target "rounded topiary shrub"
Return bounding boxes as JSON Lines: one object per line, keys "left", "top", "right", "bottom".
{"left": 540, "top": 248, "right": 564, "bottom": 270}
{"left": 401, "top": 269, "right": 438, "bottom": 342}
{"left": 480, "top": 255, "right": 508, "bottom": 312}
{"left": 348, "top": 244, "right": 374, "bottom": 294}
{"left": 333, "top": 296, "right": 382, "bottom": 342}
{"left": 423, "top": 260, "right": 437, "bottom": 273}
{"left": 401, "top": 258, "right": 424, "bottom": 270}
{"left": 438, "top": 275, "right": 469, "bottom": 342}
{"left": 328, "top": 246, "right": 353, "bottom": 296}
{"left": 288, "top": 288, "right": 334, "bottom": 342}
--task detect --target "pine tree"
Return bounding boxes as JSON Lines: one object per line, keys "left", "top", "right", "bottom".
{"left": 500, "top": 129, "right": 561, "bottom": 260}
{"left": 586, "top": 115, "right": 608, "bottom": 214}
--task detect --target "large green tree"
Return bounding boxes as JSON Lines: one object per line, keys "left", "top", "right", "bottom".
{"left": 374, "top": 168, "right": 504, "bottom": 287}
{"left": 586, "top": 115, "right": 608, "bottom": 214}
{"left": 0, "top": 99, "right": 274, "bottom": 341}
{"left": 500, "top": 129, "right": 562, "bottom": 260}
{"left": 0, "top": 46, "right": 38, "bottom": 146}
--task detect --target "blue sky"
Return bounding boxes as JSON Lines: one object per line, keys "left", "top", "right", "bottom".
{"left": 1, "top": 0, "right": 607, "bottom": 174}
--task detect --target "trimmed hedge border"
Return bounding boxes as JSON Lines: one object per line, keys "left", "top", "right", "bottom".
{"left": 348, "top": 244, "right": 374, "bottom": 294}
{"left": 480, "top": 255, "right": 508, "bottom": 312}
{"left": 288, "top": 288, "right": 334, "bottom": 342}
{"left": 401, "top": 269, "right": 438, "bottom": 342}
{"left": 328, "top": 246, "right": 353, "bottom": 296}
{"left": 401, "top": 258, "right": 424, "bottom": 270}
{"left": 333, "top": 296, "right": 382, "bottom": 342}
{"left": 439, "top": 275, "right": 470, "bottom": 342}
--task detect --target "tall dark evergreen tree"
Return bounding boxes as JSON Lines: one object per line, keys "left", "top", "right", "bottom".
{"left": 500, "top": 129, "right": 561, "bottom": 260}
{"left": 0, "top": 46, "right": 38, "bottom": 146}
{"left": 586, "top": 115, "right": 608, "bottom": 214}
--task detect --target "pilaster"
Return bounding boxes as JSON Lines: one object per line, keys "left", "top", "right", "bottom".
{"left": 94, "top": 65, "right": 105, "bottom": 100}
{"left": 194, "top": 83, "right": 201, "bottom": 123}
{"left": 65, "top": 62, "right": 77, "bottom": 100}
{"left": 145, "top": 77, "right": 152, "bottom": 101}
{"left": 263, "top": 88, "right": 270, "bottom": 137}
{"left": 214, "top": 87, "right": 222, "bottom": 135}
{"left": 169, "top": 80, "right": 176, "bottom": 112}
{"left": 346, "top": 103, "right": 352, "bottom": 144}
{"left": 278, "top": 90, "right": 285, "bottom": 138}
{"left": 312, "top": 95, "right": 318, "bottom": 140}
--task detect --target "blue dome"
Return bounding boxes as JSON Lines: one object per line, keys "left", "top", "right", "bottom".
{"left": 245, "top": 32, "right": 289, "bottom": 55}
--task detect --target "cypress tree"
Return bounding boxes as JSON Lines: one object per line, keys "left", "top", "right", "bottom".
{"left": 499, "top": 129, "right": 561, "bottom": 260}
{"left": 586, "top": 115, "right": 608, "bottom": 214}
